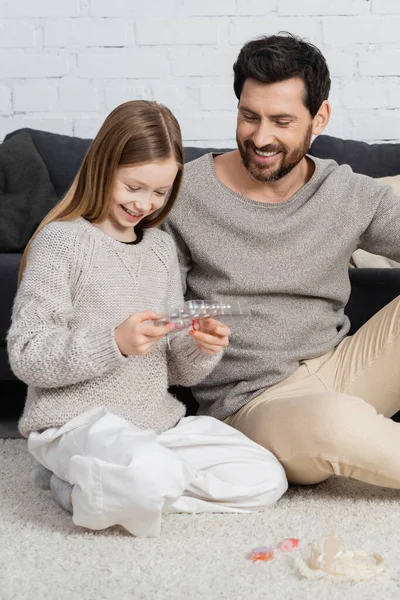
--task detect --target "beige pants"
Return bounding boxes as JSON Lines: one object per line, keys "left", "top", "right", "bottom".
{"left": 226, "top": 296, "right": 400, "bottom": 488}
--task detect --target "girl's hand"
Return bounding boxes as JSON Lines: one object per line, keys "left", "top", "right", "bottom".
{"left": 189, "top": 318, "right": 230, "bottom": 355}
{"left": 114, "top": 311, "right": 175, "bottom": 357}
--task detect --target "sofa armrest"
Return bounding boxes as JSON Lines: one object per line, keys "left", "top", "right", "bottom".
{"left": 0, "top": 253, "right": 21, "bottom": 345}
{"left": 346, "top": 268, "right": 400, "bottom": 334}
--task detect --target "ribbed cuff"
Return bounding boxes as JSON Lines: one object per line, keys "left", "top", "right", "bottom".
{"left": 87, "top": 327, "right": 126, "bottom": 372}
{"left": 180, "top": 335, "right": 223, "bottom": 369}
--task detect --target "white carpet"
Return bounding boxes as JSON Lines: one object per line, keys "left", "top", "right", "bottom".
{"left": 2, "top": 439, "right": 400, "bottom": 600}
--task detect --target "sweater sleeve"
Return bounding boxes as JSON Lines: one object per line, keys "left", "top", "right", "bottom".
{"left": 7, "top": 224, "right": 125, "bottom": 388}
{"left": 163, "top": 236, "right": 222, "bottom": 387}
{"left": 359, "top": 183, "right": 400, "bottom": 261}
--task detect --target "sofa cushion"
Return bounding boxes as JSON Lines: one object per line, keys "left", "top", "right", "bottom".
{"left": 309, "top": 134, "right": 400, "bottom": 178}
{"left": 5, "top": 128, "right": 92, "bottom": 199}
{"left": 184, "top": 147, "right": 231, "bottom": 163}
{"left": 0, "top": 132, "right": 58, "bottom": 252}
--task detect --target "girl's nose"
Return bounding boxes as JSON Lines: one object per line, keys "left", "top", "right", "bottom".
{"left": 132, "top": 192, "right": 152, "bottom": 211}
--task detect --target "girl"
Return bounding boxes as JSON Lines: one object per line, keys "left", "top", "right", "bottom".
{"left": 7, "top": 101, "right": 287, "bottom": 537}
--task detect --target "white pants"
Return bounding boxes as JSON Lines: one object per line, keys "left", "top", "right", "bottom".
{"left": 28, "top": 407, "right": 287, "bottom": 537}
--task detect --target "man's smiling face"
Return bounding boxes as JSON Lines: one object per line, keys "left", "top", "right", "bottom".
{"left": 236, "top": 77, "right": 314, "bottom": 183}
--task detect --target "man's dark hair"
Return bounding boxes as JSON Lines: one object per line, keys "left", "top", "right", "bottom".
{"left": 233, "top": 33, "right": 331, "bottom": 117}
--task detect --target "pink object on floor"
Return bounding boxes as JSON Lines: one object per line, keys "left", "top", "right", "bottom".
{"left": 278, "top": 538, "right": 300, "bottom": 552}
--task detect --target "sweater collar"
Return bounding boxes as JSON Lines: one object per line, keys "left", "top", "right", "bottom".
{"left": 205, "top": 152, "right": 327, "bottom": 209}
{"left": 75, "top": 217, "right": 153, "bottom": 255}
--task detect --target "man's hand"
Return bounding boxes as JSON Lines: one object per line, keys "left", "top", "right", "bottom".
{"left": 114, "top": 311, "right": 175, "bottom": 357}
{"left": 189, "top": 318, "right": 230, "bottom": 355}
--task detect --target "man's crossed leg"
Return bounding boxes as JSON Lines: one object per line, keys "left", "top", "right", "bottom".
{"left": 227, "top": 296, "right": 400, "bottom": 488}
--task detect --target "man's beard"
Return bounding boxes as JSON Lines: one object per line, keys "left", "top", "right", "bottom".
{"left": 237, "top": 125, "right": 313, "bottom": 183}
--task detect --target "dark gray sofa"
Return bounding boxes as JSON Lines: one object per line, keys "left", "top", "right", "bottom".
{"left": 2, "top": 128, "right": 400, "bottom": 434}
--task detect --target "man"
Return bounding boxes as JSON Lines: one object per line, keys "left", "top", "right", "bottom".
{"left": 163, "top": 33, "right": 400, "bottom": 489}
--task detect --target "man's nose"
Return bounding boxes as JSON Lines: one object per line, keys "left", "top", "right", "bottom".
{"left": 252, "top": 121, "right": 274, "bottom": 149}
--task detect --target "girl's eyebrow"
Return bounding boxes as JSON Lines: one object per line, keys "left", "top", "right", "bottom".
{"left": 123, "top": 178, "right": 173, "bottom": 190}
{"left": 122, "top": 177, "right": 143, "bottom": 186}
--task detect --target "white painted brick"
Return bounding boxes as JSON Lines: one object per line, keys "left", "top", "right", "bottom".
{"left": 323, "top": 17, "right": 400, "bottom": 44}
{"left": 279, "top": 0, "right": 369, "bottom": 16}
{"left": 0, "top": 53, "right": 70, "bottom": 78}
{"left": 181, "top": 75, "right": 234, "bottom": 89}
{"left": 229, "top": 18, "right": 319, "bottom": 46}
{"left": 107, "top": 84, "right": 199, "bottom": 113}
{"left": 152, "top": 84, "right": 200, "bottom": 115}
{"left": 387, "top": 80, "right": 400, "bottom": 108}
{"left": 0, "top": 85, "right": 11, "bottom": 114}
{"left": 90, "top": 0, "right": 177, "bottom": 17}
{"left": 105, "top": 86, "right": 153, "bottom": 110}
{"left": 0, "top": 0, "right": 81, "bottom": 17}
{"left": 321, "top": 46, "right": 357, "bottom": 77}
{"left": 182, "top": 0, "right": 236, "bottom": 16}
{"left": 74, "top": 115, "right": 107, "bottom": 138}
{"left": 78, "top": 50, "right": 169, "bottom": 78}
{"left": 44, "top": 19, "right": 128, "bottom": 48}
{"left": 13, "top": 82, "right": 58, "bottom": 112}
{"left": 136, "top": 19, "right": 219, "bottom": 46}
{"left": 328, "top": 77, "right": 341, "bottom": 102}
{"left": 327, "top": 99, "right": 344, "bottom": 119}
{"left": 199, "top": 85, "right": 237, "bottom": 111}
{"left": 0, "top": 22, "right": 36, "bottom": 47}
{"left": 170, "top": 47, "right": 237, "bottom": 77}
{"left": 236, "top": 0, "right": 278, "bottom": 15}
{"left": 184, "top": 139, "right": 235, "bottom": 149}
{"left": 2, "top": 8, "right": 400, "bottom": 147}
{"left": 59, "top": 82, "right": 101, "bottom": 111}
{"left": 151, "top": 81, "right": 188, "bottom": 110}
{"left": 81, "top": 0, "right": 90, "bottom": 16}
{"left": 0, "top": 117, "right": 71, "bottom": 141}
{"left": 341, "top": 79, "right": 388, "bottom": 109}
{"left": 326, "top": 79, "right": 345, "bottom": 115}
{"left": 358, "top": 47, "right": 400, "bottom": 76}
{"left": 371, "top": 0, "right": 400, "bottom": 14}
{"left": 321, "top": 115, "right": 349, "bottom": 140}
{"left": 350, "top": 111, "right": 400, "bottom": 140}
{"left": 180, "top": 114, "right": 236, "bottom": 140}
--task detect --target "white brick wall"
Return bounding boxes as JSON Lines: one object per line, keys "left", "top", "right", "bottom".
{"left": 1, "top": 0, "right": 400, "bottom": 145}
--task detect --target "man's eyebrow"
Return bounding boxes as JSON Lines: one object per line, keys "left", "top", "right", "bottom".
{"left": 238, "top": 105, "right": 296, "bottom": 119}
{"left": 238, "top": 105, "right": 259, "bottom": 116}
{"left": 270, "top": 113, "right": 296, "bottom": 119}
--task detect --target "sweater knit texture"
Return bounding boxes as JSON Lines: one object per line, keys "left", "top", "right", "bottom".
{"left": 162, "top": 153, "right": 400, "bottom": 420}
{"left": 8, "top": 218, "right": 220, "bottom": 437}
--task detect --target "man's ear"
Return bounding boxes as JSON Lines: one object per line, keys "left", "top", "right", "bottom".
{"left": 312, "top": 100, "right": 331, "bottom": 135}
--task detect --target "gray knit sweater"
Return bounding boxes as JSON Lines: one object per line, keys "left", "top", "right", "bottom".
{"left": 162, "top": 153, "right": 400, "bottom": 420}
{"left": 8, "top": 217, "right": 221, "bottom": 437}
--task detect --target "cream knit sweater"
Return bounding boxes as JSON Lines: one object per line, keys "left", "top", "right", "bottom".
{"left": 8, "top": 217, "right": 221, "bottom": 437}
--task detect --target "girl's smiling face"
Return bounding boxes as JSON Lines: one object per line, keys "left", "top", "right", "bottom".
{"left": 97, "top": 157, "right": 178, "bottom": 242}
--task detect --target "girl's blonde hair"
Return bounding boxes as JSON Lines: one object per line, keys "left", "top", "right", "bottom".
{"left": 19, "top": 100, "right": 184, "bottom": 282}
